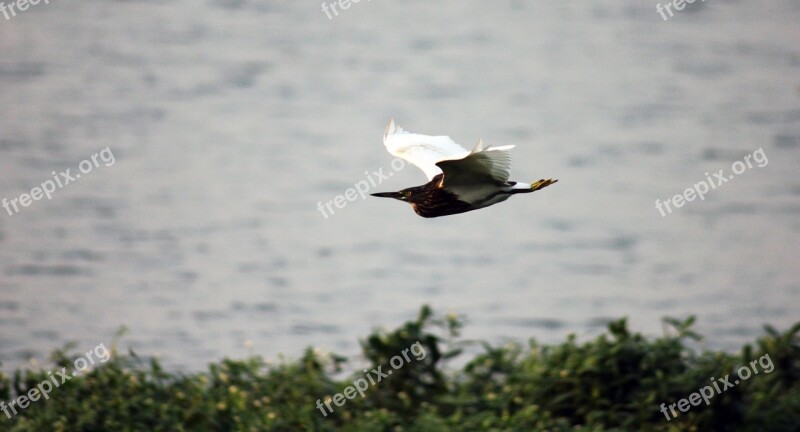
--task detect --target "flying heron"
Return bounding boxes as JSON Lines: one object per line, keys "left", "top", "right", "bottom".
{"left": 371, "top": 119, "right": 557, "bottom": 218}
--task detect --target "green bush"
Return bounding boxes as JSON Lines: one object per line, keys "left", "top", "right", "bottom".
{"left": 1, "top": 307, "right": 798, "bottom": 431}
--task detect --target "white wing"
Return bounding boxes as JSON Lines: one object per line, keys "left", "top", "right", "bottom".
{"left": 383, "top": 119, "right": 471, "bottom": 180}
{"left": 437, "top": 139, "right": 515, "bottom": 185}
{"left": 435, "top": 140, "right": 515, "bottom": 204}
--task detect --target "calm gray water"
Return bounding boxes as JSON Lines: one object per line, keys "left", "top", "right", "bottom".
{"left": 1, "top": 1, "right": 798, "bottom": 372}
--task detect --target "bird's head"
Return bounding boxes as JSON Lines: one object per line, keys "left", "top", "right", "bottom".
{"left": 370, "top": 189, "right": 414, "bottom": 202}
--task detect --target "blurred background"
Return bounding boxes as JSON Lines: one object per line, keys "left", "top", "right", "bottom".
{"left": 0, "top": 0, "right": 798, "bottom": 372}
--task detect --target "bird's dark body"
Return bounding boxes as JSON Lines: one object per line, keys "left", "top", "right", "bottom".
{"left": 371, "top": 173, "right": 556, "bottom": 217}
{"left": 407, "top": 179, "right": 474, "bottom": 218}
{"left": 404, "top": 174, "right": 517, "bottom": 218}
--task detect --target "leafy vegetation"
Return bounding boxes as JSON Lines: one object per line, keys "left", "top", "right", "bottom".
{"left": 1, "top": 306, "right": 798, "bottom": 431}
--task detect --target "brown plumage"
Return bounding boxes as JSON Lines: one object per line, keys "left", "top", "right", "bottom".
{"left": 373, "top": 174, "right": 558, "bottom": 218}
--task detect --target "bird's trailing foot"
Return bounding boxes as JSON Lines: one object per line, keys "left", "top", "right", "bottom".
{"left": 530, "top": 178, "right": 558, "bottom": 191}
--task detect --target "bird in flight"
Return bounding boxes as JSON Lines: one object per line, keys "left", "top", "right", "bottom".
{"left": 371, "top": 119, "right": 557, "bottom": 218}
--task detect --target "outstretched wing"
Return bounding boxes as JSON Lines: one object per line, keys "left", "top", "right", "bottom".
{"left": 383, "top": 119, "right": 470, "bottom": 180}
{"left": 436, "top": 140, "right": 515, "bottom": 188}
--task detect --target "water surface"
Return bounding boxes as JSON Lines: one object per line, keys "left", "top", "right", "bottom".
{"left": 0, "top": 0, "right": 798, "bottom": 371}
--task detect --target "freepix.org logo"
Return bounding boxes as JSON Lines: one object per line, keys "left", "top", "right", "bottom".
{"left": 0, "top": 0, "right": 54, "bottom": 22}
{"left": 321, "top": 0, "right": 371, "bottom": 20}
{"left": 1, "top": 343, "right": 111, "bottom": 420}
{"left": 654, "top": 147, "right": 767, "bottom": 217}
{"left": 2, "top": 146, "right": 116, "bottom": 217}
{"left": 315, "top": 341, "right": 426, "bottom": 417}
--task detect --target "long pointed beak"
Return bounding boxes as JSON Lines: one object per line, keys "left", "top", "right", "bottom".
{"left": 370, "top": 191, "right": 404, "bottom": 200}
